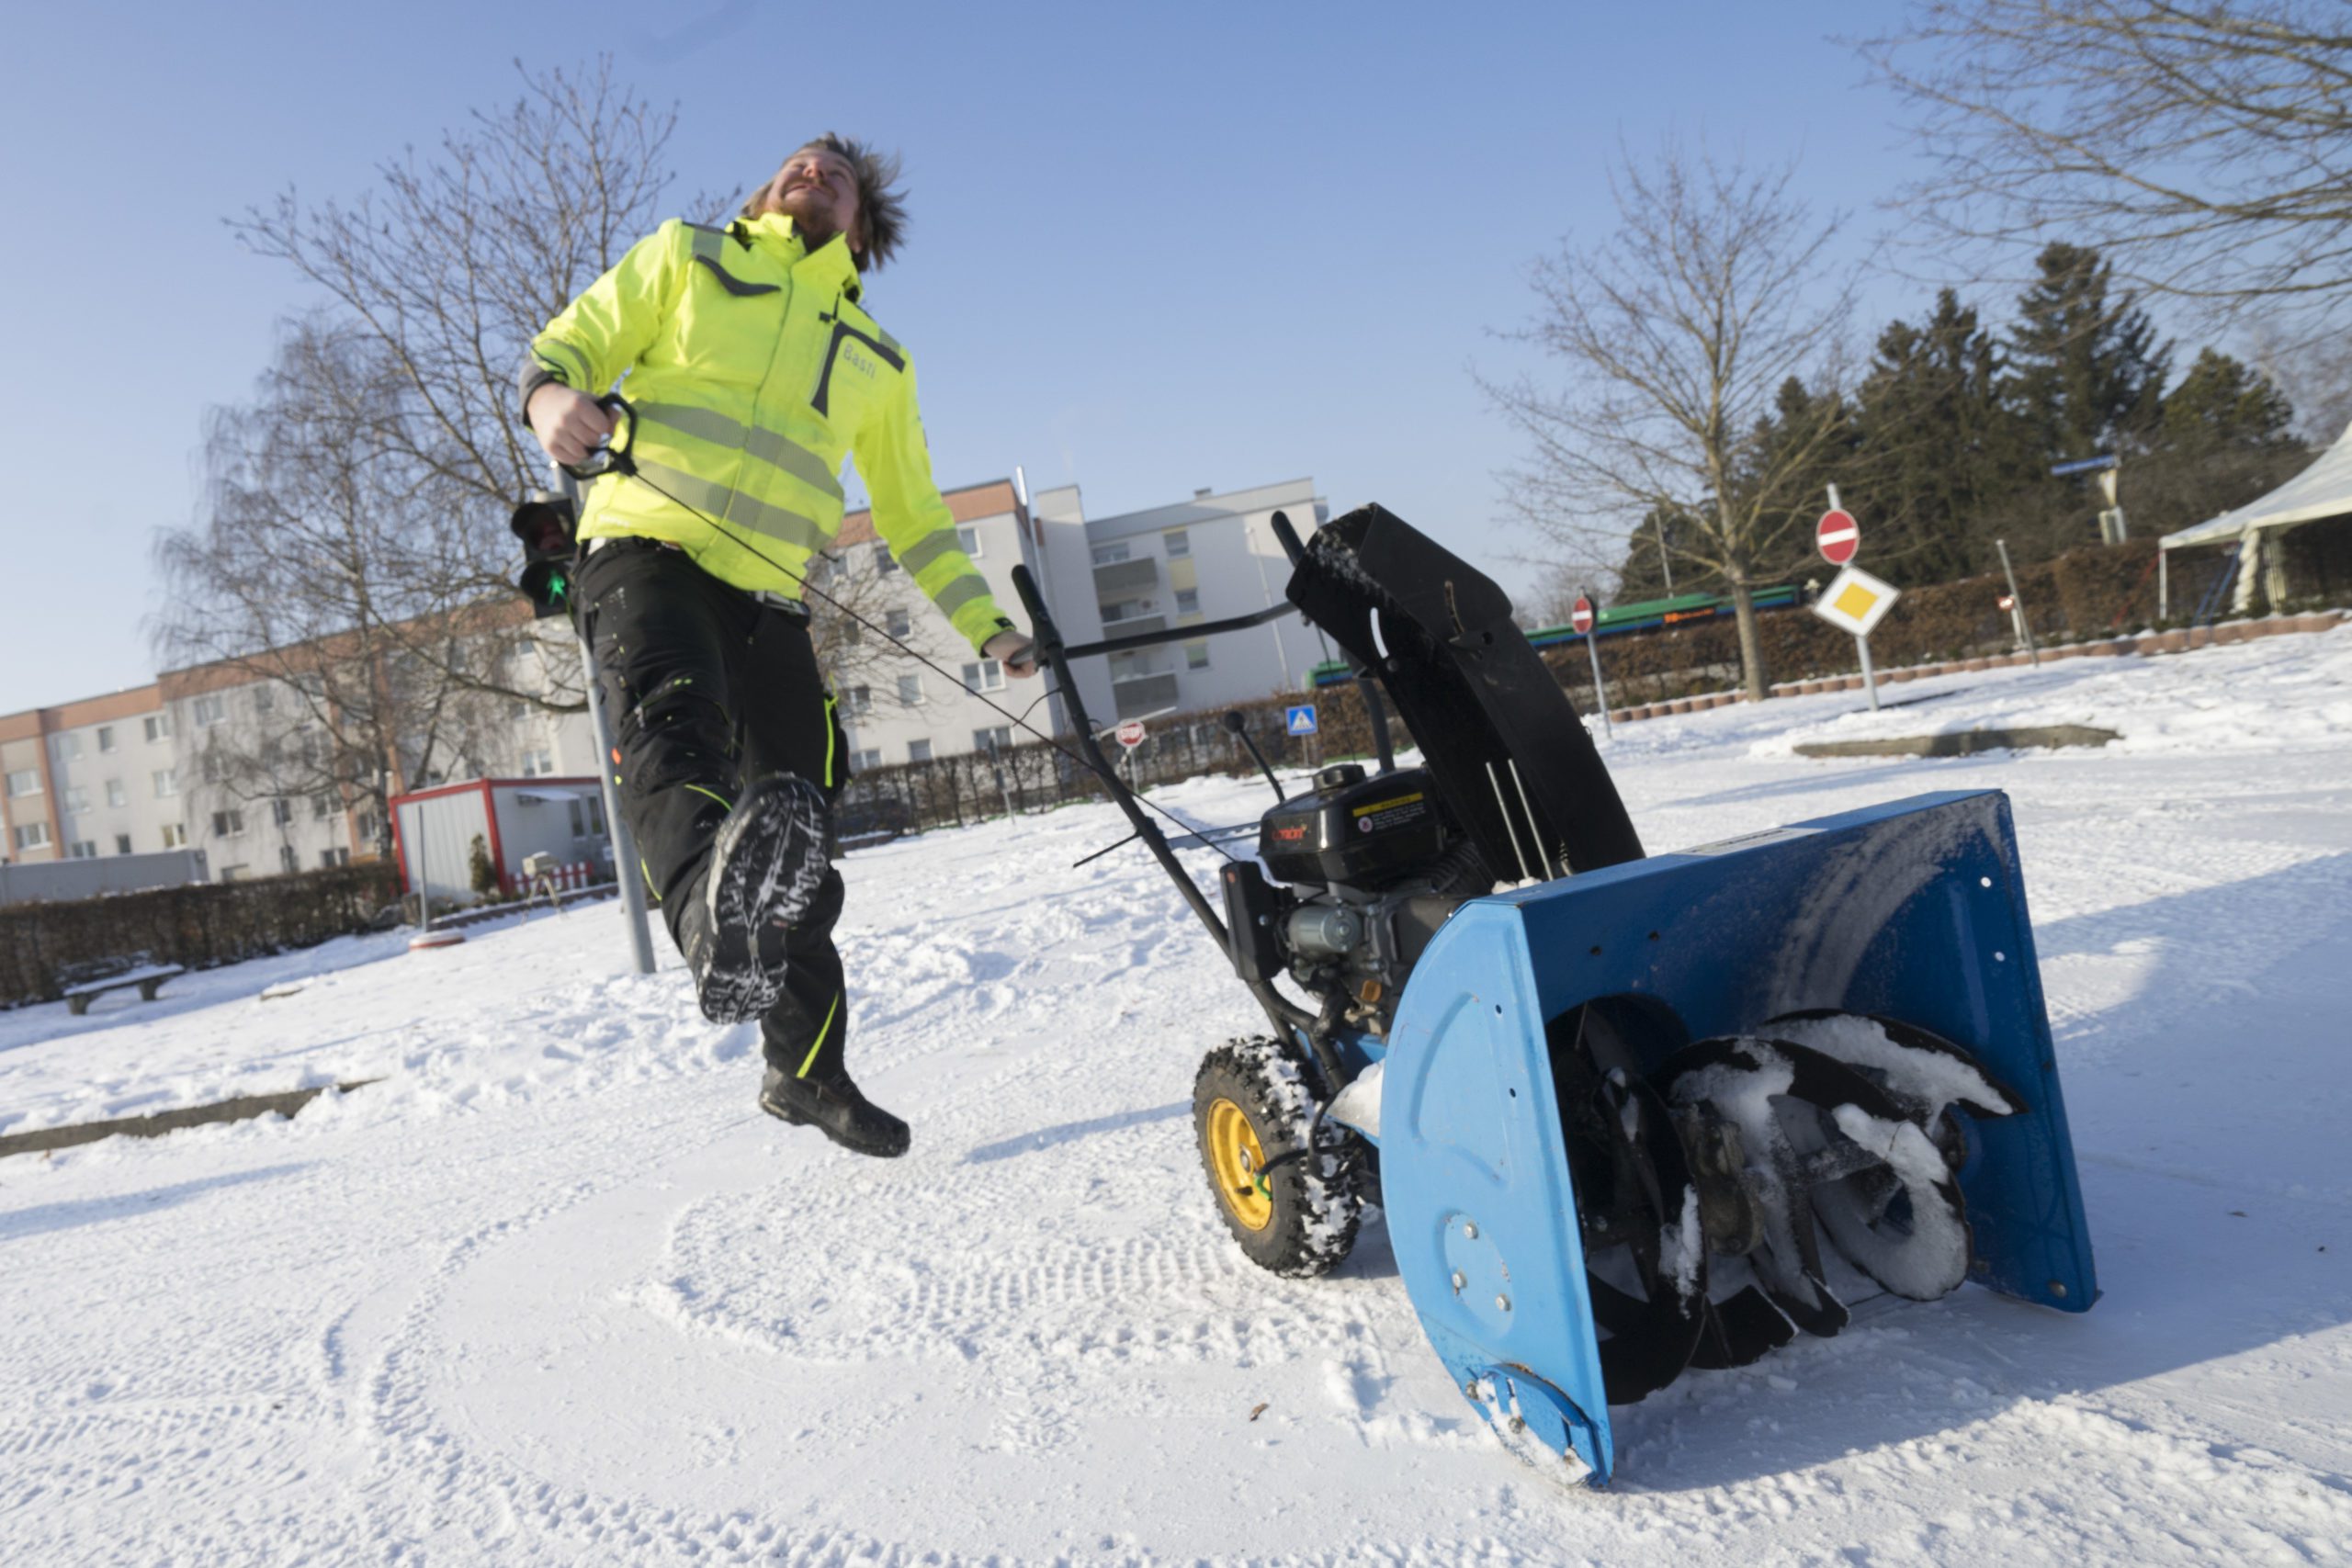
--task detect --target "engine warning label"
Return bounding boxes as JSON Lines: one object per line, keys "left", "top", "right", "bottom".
{"left": 1351, "top": 792, "right": 1428, "bottom": 834}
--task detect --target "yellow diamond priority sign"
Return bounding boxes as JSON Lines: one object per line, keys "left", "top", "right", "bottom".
{"left": 1810, "top": 565, "right": 1901, "bottom": 637}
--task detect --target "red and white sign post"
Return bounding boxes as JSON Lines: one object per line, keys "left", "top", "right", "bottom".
{"left": 1112, "top": 716, "right": 1147, "bottom": 785}
{"left": 1816, "top": 508, "right": 1860, "bottom": 567}
{"left": 1573, "top": 592, "right": 1612, "bottom": 738}
{"left": 1813, "top": 486, "right": 1884, "bottom": 711}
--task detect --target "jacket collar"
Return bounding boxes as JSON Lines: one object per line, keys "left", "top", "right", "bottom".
{"left": 735, "top": 211, "right": 864, "bottom": 303}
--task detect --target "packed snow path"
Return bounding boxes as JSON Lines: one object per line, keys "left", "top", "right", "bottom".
{"left": 4, "top": 630, "right": 2349, "bottom": 1564}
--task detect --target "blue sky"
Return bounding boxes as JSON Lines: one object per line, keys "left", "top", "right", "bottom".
{"left": 3, "top": 0, "right": 1928, "bottom": 716}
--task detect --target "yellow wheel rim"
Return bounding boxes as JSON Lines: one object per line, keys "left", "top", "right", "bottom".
{"left": 1205, "top": 1097, "right": 1275, "bottom": 1232}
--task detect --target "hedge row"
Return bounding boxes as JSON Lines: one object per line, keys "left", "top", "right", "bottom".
{"left": 842, "top": 539, "right": 2240, "bottom": 833}
{"left": 0, "top": 862, "right": 401, "bottom": 1009}
{"left": 1543, "top": 538, "right": 2214, "bottom": 707}
{"left": 841, "top": 682, "right": 1405, "bottom": 837}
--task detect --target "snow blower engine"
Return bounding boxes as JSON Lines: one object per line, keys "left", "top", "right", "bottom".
{"left": 1008, "top": 504, "right": 2096, "bottom": 1486}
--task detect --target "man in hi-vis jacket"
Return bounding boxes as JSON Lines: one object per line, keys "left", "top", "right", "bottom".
{"left": 523, "top": 134, "right": 1036, "bottom": 1158}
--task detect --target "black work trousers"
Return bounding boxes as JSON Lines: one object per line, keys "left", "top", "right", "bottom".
{"left": 577, "top": 538, "right": 853, "bottom": 1081}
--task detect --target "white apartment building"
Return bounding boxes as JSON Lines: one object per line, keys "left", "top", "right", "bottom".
{"left": 827, "top": 479, "right": 1037, "bottom": 772}
{"left": 825, "top": 475, "right": 1334, "bottom": 768}
{"left": 0, "top": 685, "right": 187, "bottom": 866}
{"left": 1024, "top": 477, "right": 1334, "bottom": 728}
{"left": 1, "top": 615, "right": 602, "bottom": 882}
{"left": 1, "top": 471, "right": 1340, "bottom": 874}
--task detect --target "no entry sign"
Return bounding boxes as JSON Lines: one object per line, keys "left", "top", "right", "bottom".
{"left": 1114, "top": 719, "right": 1146, "bottom": 749}
{"left": 1816, "top": 509, "right": 1860, "bottom": 566}
{"left": 1571, "top": 595, "right": 1596, "bottom": 635}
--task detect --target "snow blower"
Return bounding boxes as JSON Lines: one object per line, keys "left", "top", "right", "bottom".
{"left": 1007, "top": 503, "right": 2096, "bottom": 1486}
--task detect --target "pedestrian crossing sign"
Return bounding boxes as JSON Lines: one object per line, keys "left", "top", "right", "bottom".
{"left": 1285, "top": 704, "right": 1319, "bottom": 737}
{"left": 1809, "top": 566, "right": 1902, "bottom": 637}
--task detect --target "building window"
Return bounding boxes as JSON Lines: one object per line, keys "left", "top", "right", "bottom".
{"left": 193, "top": 694, "right": 226, "bottom": 728}
{"left": 97, "top": 726, "right": 117, "bottom": 754}
{"left": 279, "top": 844, "right": 300, "bottom": 874}
{"left": 320, "top": 847, "right": 350, "bottom": 868}
{"left": 69, "top": 840, "right": 98, "bottom": 859}
{"left": 106, "top": 778, "right": 127, "bottom": 808}
{"left": 65, "top": 785, "right": 89, "bottom": 814}
{"left": 1091, "top": 541, "right": 1131, "bottom": 566}
{"left": 956, "top": 524, "right": 982, "bottom": 558}
{"left": 13, "top": 823, "right": 51, "bottom": 852}
{"left": 907, "top": 739, "right": 933, "bottom": 763}
{"left": 850, "top": 748, "right": 881, "bottom": 773}
{"left": 270, "top": 796, "right": 294, "bottom": 827}
{"left": 885, "top": 607, "right": 912, "bottom": 637}
{"left": 253, "top": 685, "right": 275, "bottom": 716}
{"left": 211, "top": 808, "right": 246, "bottom": 837}
{"left": 145, "top": 714, "right": 173, "bottom": 742}
{"left": 522, "top": 748, "right": 554, "bottom": 778}
{"left": 115, "top": 833, "right": 132, "bottom": 855}
{"left": 1175, "top": 588, "right": 1201, "bottom": 615}
{"left": 1164, "top": 528, "right": 1190, "bottom": 558}
{"left": 55, "top": 732, "right": 83, "bottom": 761}
{"left": 1186, "top": 639, "right": 1211, "bottom": 671}
{"left": 312, "top": 791, "right": 337, "bottom": 819}
{"left": 874, "top": 543, "right": 898, "bottom": 575}
{"left": 153, "top": 769, "right": 178, "bottom": 798}
{"left": 5, "top": 768, "right": 40, "bottom": 797}
{"left": 897, "top": 674, "right": 923, "bottom": 705}
{"left": 845, "top": 685, "right": 873, "bottom": 716}
{"left": 961, "top": 659, "right": 1005, "bottom": 694}
{"left": 973, "top": 725, "right": 1012, "bottom": 752}
{"left": 160, "top": 823, "right": 187, "bottom": 849}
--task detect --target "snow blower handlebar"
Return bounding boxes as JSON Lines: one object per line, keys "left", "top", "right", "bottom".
{"left": 559, "top": 394, "right": 638, "bottom": 482}
{"left": 1007, "top": 563, "right": 1324, "bottom": 1053}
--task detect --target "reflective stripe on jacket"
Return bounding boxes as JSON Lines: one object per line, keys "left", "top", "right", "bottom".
{"left": 523, "top": 213, "right": 1012, "bottom": 653}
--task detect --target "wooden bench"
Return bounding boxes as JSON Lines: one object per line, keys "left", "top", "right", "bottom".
{"left": 61, "top": 963, "right": 187, "bottom": 1016}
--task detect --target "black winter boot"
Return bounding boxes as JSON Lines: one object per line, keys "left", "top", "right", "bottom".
{"left": 759, "top": 1066, "right": 910, "bottom": 1158}
{"left": 680, "top": 774, "right": 831, "bottom": 1024}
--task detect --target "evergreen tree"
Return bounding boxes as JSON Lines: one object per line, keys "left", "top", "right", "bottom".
{"left": 1850, "top": 290, "right": 2040, "bottom": 583}
{"left": 2007, "top": 243, "right": 2170, "bottom": 463}
{"left": 1736, "top": 376, "right": 1861, "bottom": 584}
{"left": 1610, "top": 503, "right": 1716, "bottom": 603}
{"left": 2159, "top": 348, "right": 2299, "bottom": 457}
{"left": 2130, "top": 348, "right": 2309, "bottom": 537}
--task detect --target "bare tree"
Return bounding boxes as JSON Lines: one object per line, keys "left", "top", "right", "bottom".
{"left": 225, "top": 57, "right": 713, "bottom": 712}
{"left": 801, "top": 544, "right": 959, "bottom": 698}
{"left": 1866, "top": 2, "right": 2352, "bottom": 326}
{"left": 1481, "top": 146, "right": 1859, "bottom": 699}
{"left": 155, "top": 320, "right": 542, "bottom": 857}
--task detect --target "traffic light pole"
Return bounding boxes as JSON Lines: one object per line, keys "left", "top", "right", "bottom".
{"left": 553, "top": 468, "right": 658, "bottom": 976}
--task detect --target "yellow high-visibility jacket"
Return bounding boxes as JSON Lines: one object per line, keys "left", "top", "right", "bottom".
{"left": 522, "top": 213, "right": 1014, "bottom": 653}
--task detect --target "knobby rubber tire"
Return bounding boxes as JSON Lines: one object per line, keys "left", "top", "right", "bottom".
{"left": 1192, "top": 1036, "right": 1366, "bottom": 1279}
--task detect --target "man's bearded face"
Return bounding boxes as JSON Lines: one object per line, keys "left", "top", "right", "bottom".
{"left": 760, "top": 146, "right": 864, "bottom": 257}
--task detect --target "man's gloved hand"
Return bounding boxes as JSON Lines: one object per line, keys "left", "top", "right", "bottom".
{"left": 983, "top": 629, "right": 1039, "bottom": 678}
{"left": 526, "top": 383, "right": 615, "bottom": 468}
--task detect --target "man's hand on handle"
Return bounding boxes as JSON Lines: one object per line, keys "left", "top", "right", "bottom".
{"left": 526, "top": 383, "right": 615, "bottom": 469}
{"left": 983, "top": 630, "right": 1038, "bottom": 678}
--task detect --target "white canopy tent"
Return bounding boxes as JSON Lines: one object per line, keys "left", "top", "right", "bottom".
{"left": 2159, "top": 421, "right": 2352, "bottom": 617}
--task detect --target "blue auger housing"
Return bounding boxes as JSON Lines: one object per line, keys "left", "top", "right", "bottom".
{"left": 1373, "top": 788, "right": 2097, "bottom": 1484}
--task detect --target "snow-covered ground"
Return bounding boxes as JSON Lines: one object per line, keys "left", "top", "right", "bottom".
{"left": 4, "top": 627, "right": 2348, "bottom": 1565}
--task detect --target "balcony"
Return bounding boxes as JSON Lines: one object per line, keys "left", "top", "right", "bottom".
{"left": 1095, "top": 612, "right": 1166, "bottom": 638}
{"left": 1111, "top": 672, "right": 1181, "bottom": 718}
{"left": 1092, "top": 556, "right": 1160, "bottom": 597}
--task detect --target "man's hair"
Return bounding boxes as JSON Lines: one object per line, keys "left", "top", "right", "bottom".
{"left": 741, "top": 133, "right": 909, "bottom": 271}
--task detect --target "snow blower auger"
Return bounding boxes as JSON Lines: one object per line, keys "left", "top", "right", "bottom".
{"left": 1007, "top": 503, "right": 2096, "bottom": 1486}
